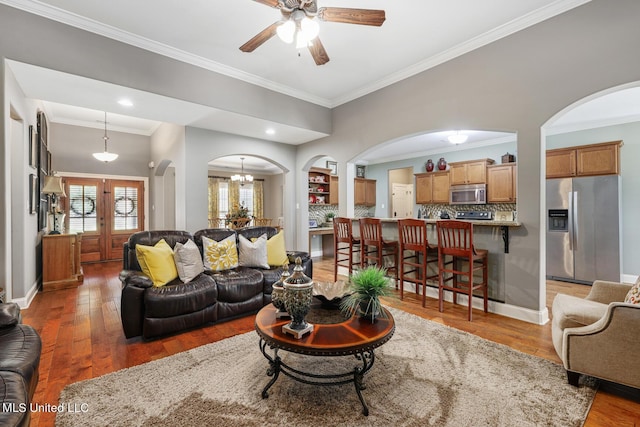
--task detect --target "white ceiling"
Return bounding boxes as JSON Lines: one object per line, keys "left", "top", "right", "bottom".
{"left": 6, "top": 0, "right": 640, "bottom": 172}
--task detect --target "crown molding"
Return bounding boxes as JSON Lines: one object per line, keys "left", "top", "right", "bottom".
{"left": 0, "top": 0, "right": 333, "bottom": 107}
{"left": 1, "top": 0, "right": 591, "bottom": 109}
{"left": 330, "top": 0, "right": 592, "bottom": 107}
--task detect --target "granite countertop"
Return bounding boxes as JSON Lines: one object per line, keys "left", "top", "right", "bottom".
{"left": 359, "top": 217, "right": 521, "bottom": 227}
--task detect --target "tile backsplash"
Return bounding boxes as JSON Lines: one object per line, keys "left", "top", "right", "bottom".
{"left": 419, "top": 203, "right": 517, "bottom": 219}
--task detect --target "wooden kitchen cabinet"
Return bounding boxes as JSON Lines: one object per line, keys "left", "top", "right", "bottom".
{"left": 487, "top": 163, "right": 517, "bottom": 203}
{"left": 546, "top": 140, "right": 621, "bottom": 178}
{"left": 354, "top": 178, "right": 376, "bottom": 206}
{"left": 449, "top": 159, "right": 494, "bottom": 185}
{"left": 309, "top": 167, "right": 338, "bottom": 205}
{"left": 415, "top": 171, "right": 449, "bottom": 204}
{"left": 42, "top": 233, "right": 83, "bottom": 291}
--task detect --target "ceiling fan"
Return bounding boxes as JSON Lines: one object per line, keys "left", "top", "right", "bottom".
{"left": 240, "top": 0, "right": 386, "bottom": 65}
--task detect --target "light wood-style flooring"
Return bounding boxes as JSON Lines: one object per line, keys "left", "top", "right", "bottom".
{"left": 21, "top": 257, "right": 640, "bottom": 427}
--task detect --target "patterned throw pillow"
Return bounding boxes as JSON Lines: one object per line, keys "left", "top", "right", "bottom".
{"left": 173, "top": 239, "right": 204, "bottom": 283}
{"left": 202, "top": 235, "right": 239, "bottom": 271}
{"left": 624, "top": 278, "right": 640, "bottom": 304}
{"left": 238, "top": 233, "right": 269, "bottom": 269}
{"left": 135, "top": 239, "right": 179, "bottom": 287}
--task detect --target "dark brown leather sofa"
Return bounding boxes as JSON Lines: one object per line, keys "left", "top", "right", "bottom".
{"left": 0, "top": 303, "right": 42, "bottom": 427}
{"left": 120, "top": 227, "right": 312, "bottom": 340}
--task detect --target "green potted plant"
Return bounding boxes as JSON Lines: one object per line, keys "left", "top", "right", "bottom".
{"left": 325, "top": 212, "right": 336, "bottom": 225}
{"left": 340, "top": 266, "right": 391, "bottom": 322}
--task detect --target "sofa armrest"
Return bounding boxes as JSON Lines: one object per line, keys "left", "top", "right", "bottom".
{"left": 563, "top": 302, "right": 640, "bottom": 388}
{"left": 585, "top": 280, "right": 632, "bottom": 304}
{"left": 0, "top": 303, "right": 21, "bottom": 328}
{"left": 121, "top": 271, "right": 154, "bottom": 289}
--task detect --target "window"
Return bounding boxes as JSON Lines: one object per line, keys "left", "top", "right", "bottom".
{"left": 68, "top": 184, "right": 98, "bottom": 233}
{"left": 217, "top": 182, "right": 254, "bottom": 218}
{"left": 113, "top": 186, "right": 139, "bottom": 230}
{"left": 239, "top": 185, "right": 254, "bottom": 217}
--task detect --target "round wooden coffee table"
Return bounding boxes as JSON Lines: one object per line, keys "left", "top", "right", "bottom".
{"left": 254, "top": 302, "right": 395, "bottom": 416}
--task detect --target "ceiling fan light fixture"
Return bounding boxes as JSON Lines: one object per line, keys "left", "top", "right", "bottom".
{"left": 301, "top": 17, "right": 319, "bottom": 40}
{"left": 447, "top": 132, "right": 469, "bottom": 145}
{"left": 277, "top": 20, "right": 295, "bottom": 44}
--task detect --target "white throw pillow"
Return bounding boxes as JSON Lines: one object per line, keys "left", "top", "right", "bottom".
{"left": 238, "top": 233, "right": 269, "bottom": 269}
{"left": 202, "top": 235, "right": 239, "bottom": 271}
{"left": 173, "top": 239, "right": 204, "bottom": 283}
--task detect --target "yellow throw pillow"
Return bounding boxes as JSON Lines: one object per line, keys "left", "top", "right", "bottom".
{"left": 202, "top": 235, "right": 239, "bottom": 271}
{"left": 135, "top": 239, "right": 179, "bottom": 287}
{"left": 266, "top": 230, "right": 288, "bottom": 266}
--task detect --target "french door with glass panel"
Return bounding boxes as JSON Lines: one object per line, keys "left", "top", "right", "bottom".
{"left": 62, "top": 177, "right": 144, "bottom": 262}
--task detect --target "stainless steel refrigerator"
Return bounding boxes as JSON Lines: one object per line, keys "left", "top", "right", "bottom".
{"left": 546, "top": 176, "right": 621, "bottom": 284}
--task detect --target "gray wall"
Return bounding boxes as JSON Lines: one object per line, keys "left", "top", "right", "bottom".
{"left": 50, "top": 123, "right": 151, "bottom": 176}
{"left": 297, "top": 0, "right": 640, "bottom": 314}
{"left": 547, "top": 122, "right": 640, "bottom": 277}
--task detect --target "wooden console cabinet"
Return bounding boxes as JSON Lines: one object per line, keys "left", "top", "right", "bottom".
{"left": 42, "top": 233, "right": 83, "bottom": 291}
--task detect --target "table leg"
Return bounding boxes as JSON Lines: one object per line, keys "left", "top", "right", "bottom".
{"left": 353, "top": 350, "right": 375, "bottom": 416}
{"left": 259, "top": 339, "right": 281, "bottom": 398}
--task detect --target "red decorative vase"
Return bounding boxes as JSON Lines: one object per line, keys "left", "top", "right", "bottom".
{"left": 425, "top": 159, "right": 434, "bottom": 172}
{"left": 437, "top": 158, "right": 447, "bottom": 171}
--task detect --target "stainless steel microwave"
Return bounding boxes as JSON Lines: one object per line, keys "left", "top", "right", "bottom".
{"left": 449, "top": 184, "right": 487, "bottom": 205}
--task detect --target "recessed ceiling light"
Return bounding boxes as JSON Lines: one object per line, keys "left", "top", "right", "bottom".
{"left": 118, "top": 99, "right": 133, "bottom": 107}
{"left": 265, "top": 128, "right": 275, "bottom": 135}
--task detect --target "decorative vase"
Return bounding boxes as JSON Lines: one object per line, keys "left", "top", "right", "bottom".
{"left": 271, "top": 263, "right": 290, "bottom": 318}
{"left": 358, "top": 299, "right": 380, "bottom": 322}
{"left": 437, "top": 157, "right": 447, "bottom": 171}
{"left": 282, "top": 257, "right": 314, "bottom": 339}
{"left": 425, "top": 159, "right": 434, "bottom": 172}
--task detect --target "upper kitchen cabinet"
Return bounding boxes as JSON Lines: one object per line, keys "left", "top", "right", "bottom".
{"left": 354, "top": 178, "right": 376, "bottom": 206}
{"left": 449, "top": 159, "right": 495, "bottom": 185}
{"left": 546, "top": 140, "right": 622, "bottom": 178}
{"left": 487, "top": 164, "right": 517, "bottom": 203}
{"left": 415, "top": 171, "right": 449, "bottom": 204}
{"left": 309, "top": 167, "right": 338, "bottom": 205}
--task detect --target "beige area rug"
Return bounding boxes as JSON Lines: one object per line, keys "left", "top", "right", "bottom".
{"left": 57, "top": 308, "right": 596, "bottom": 427}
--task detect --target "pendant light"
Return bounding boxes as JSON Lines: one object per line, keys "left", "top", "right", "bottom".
{"left": 93, "top": 112, "right": 119, "bottom": 162}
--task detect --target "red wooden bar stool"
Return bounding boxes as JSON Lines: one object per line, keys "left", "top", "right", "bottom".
{"left": 397, "top": 218, "right": 439, "bottom": 307}
{"left": 333, "top": 217, "right": 361, "bottom": 281}
{"left": 359, "top": 218, "right": 399, "bottom": 288}
{"left": 436, "top": 220, "right": 489, "bottom": 321}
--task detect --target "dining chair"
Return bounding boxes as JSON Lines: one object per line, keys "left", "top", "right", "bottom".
{"left": 333, "top": 217, "right": 361, "bottom": 281}
{"left": 397, "top": 218, "right": 439, "bottom": 307}
{"left": 359, "top": 218, "right": 398, "bottom": 287}
{"left": 436, "top": 220, "right": 489, "bottom": 321}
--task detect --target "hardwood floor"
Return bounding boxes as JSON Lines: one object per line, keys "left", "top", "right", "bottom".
{"left": 21, "top": 257, "right": 640, "bottom": 427}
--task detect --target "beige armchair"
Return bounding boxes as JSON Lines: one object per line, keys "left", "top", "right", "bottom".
{"left": 551, "top": 280, "right": 640, "bottom": 388}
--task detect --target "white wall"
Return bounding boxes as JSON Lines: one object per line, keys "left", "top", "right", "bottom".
{"left": 150, "top": 123, "right": 185, "bottom": 229}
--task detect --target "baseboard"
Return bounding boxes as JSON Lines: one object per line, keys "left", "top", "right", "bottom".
{"left": 622, "top": 273, "right": 638, "bottom": 284}
{"left": 338, "top": 267, "right": 550, "bottom": 325}
{"left": 11, "top": 280, "right": 40, "bottom": 309}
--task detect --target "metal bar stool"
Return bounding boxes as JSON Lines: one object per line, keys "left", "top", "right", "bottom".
{"left": 333, "top": 217, "right": 361, "bottom": 281}
{"left": 397, "top": 219, "right": 439, "bottom": 307}
{"left": 359, "top": 218, "right": 399, "bottom": 287}
{"left": 436, "top": 220, "right": 489, "bottom": 321}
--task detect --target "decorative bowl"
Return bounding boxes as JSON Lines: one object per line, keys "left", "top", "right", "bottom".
{"left": 313, "top": 280, "right": 351, "bottom": 309}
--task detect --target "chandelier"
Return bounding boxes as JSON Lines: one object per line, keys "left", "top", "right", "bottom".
{"left": 93, "top": 111, "right": 119, "bottom": 162}
{"left": 231, "top": 157, "right": 254, "bottom": 186}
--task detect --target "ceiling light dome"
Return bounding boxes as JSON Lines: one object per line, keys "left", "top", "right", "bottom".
{"left": 93, "top": 112, "right": 119, "bottom": 162}
{"left": 448, "top": 131, "right": 468, "bottom": 145}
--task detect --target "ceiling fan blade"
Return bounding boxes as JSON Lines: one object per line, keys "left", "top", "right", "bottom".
{"left": 239, "top": 22, "right": 280, "bottom": 52}
{"left": 252, "top": 0, "right": 280, "bottom": 7}
{"left": 308, "top": 37, "right": 330, "bottom": 65}
{"left": 318, "top": 7, "right": 386, "bottom": 26}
